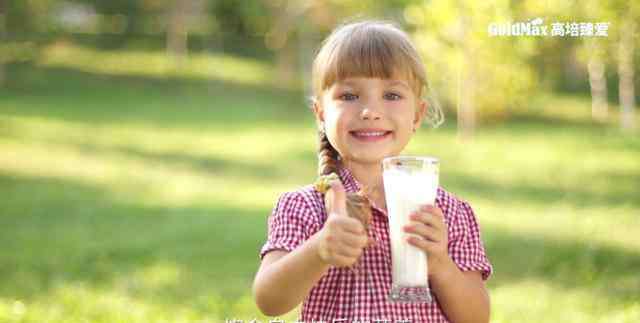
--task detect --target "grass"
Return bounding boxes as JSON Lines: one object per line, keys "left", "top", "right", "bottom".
{"left": 0, "top": 45, "right": 639, "bottom": 322}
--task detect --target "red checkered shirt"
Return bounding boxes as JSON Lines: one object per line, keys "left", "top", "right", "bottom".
{"left": 260, "top": 166, "right": 493, "bottom": 323}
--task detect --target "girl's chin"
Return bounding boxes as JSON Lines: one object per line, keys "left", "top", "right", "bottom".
{"left": 344, "top": 151, "right": 392, "bottom": 165}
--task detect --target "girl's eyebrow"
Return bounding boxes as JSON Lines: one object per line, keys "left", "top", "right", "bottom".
{"left": 387, "top": 80, "right": 411, "bottom": 90}
{"left": 336, "top": 79, "right": 410, "bottom": 89}
{"left": 336, "top": 80, "right": 358, "bottom": 87}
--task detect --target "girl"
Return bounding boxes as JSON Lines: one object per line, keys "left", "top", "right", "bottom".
{"left": 253, "top": 20, "right": 493, "bottom": 323}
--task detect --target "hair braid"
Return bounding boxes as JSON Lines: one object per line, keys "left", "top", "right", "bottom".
{"left": 317, "top": 129, "right": 339, "bottom": 176}
{"left": 314, "top": 128, "right": 373, "bottom": 238}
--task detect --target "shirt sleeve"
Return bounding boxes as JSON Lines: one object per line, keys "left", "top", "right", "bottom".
{"left": 259, "top": 191, "right": 319, "bottom": 260}
{"left": 448, "top": 201, "right": 494, "bottom": 281}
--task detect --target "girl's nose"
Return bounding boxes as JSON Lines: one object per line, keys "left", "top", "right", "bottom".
{"left": 361, "top": 106, "right": 382, "bottom": 120}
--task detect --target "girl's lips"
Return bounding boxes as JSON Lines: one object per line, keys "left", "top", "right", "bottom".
{"left": 349, "top": 130, "right": 392, "bottom": 142}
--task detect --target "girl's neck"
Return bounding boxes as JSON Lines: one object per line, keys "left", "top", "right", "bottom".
{"left": 341, "top": 159, "right": 386, "bottom": 209}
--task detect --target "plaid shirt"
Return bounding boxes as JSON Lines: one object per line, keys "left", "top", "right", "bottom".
{"left": 260, "top": 166, "right": 493, "bottom": 323}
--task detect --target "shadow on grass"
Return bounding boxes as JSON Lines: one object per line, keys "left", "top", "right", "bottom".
{"left": 1, "top": 172, "right": 638, "bottom": 312}
{"left": 0, "top": 123, "right": 305, "bottom": 181}
{"left": 0, "top": 63, "right": 313, "bottom": 129}
{"left": 0, "top": 172, "right": 265, "bottom": 316}
{"left": 442, "top": 170, "right": 640, "bottom": 208}
{"left": 506, "top": 113, "right": 606, "bottom": 130}
{"left": 483, "top": 226, "right": 640, "bottom": 301}
{"left": 73, "top": 141, "right": 286, "bottom": 181}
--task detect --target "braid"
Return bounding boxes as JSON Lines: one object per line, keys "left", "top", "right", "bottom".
{"left": 317, "top": 129, "right": 339, "bottom": 176}
{"left": 314, "top": 128, "right": 373, "bottom": 238}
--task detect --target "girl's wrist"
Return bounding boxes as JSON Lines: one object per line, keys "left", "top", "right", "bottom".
{"left": 429, "top": 256, "right": 458, "bottom": 282}
{"left": 309, "top": 230, "right": 332, "bottom": 268}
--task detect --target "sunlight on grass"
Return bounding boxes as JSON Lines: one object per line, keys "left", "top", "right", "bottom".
{"left": 133, "top": 261, "right": 182, "bottom": 290}
{"left": 37, "top": 42, "right": 275, "bottom": 87}
{"left": 226, "top": 293, "right": 300, "bottom": 323}
{"left": 0, "top": 284, "right": 222, "bottom": 323}
{"left": 0, "top": 137, "right": 280, "bottom": 210}
{"left": 0, "top": 41, "right": 39, "bottom": 64}
{"left": 1, "top": 115, "right": 311, "bottom": 165}
{"left": 0, "top": 116, "right": 315, "bottom": 210}
{"left": 410, "top": 129, "right": 638, "bottom": 209}
{"left": 524, "top": 94, "right": 640, "bottom": 127}
{"left": 492, "top": 279, "right": 640, "bottom": 323}
{"left": 477, "top": 203, "right": 639, "bottom": 251}
{"left": 0, "top": 289, "right": 299, "bottom": 323}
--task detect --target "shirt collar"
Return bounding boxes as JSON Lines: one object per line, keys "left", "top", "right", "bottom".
{"left": 337, "top": 163, "right": 362, "bottom": 194}
{"left": 337, "top": 163, "right": 391, "bottom": 216}
{"left": 336, "top": 162, "right": 443, "bottom": 216}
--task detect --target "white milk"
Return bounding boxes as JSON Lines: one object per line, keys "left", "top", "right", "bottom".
{"left": 383, "top": 168, "right": 438, "bottom": 287}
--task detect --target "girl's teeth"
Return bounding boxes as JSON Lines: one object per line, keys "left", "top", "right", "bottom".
{"left": 357, "top": 132, "right": 385, "bottom": 136}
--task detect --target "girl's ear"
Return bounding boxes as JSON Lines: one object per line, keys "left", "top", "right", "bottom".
{"left": 312, "top": 98, "right": 325, "bottom": 126}
{"left": 413, "top": 99, "right": 427, "bottom": 130}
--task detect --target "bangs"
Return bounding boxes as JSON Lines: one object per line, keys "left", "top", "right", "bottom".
{"left": 313, "top": 22, "right": 426, "bottom": 96}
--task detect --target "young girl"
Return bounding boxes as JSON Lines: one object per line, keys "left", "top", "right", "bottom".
{"left": 253, "top": 20, "right": 493, "bottom": 323}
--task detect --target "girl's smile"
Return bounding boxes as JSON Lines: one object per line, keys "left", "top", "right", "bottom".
{"left": 349, "top": 128, "right": 393, "bottom": 142}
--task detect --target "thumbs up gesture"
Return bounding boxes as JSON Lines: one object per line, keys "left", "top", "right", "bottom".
{"left": 316, "top": 179, "right": 372, "bottom": 268}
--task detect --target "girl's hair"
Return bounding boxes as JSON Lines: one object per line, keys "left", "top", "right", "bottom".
{"left": 312, "top": 19, "right": 443, "bottom": 176}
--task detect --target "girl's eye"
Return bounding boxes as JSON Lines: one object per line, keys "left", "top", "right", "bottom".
{"left": 384, "top": 92, "right": 402, "bottom": 101}
{"left": 339, "top": 93, "right": 358, "bottom": 101}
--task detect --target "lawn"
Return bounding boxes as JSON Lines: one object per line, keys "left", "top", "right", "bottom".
{"left": 0, "top": 46, "right": 639, "bottom": 322}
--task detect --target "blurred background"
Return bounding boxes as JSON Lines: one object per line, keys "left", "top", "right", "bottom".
{"left": 0, "top": 0, "right": 638, "bottom": 322}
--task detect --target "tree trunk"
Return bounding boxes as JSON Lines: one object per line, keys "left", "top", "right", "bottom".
{"left": 458, "top": 52, "right": 476, "bottom": 140}
{"left": 166, "top": 0, "right": 189, "bottom": 68}
{"left": 298, "top": 24, "right": 318, "bottom": 100}
{"left": 265, "top": 1, "right": 312, "bottom": 89}
{"left": 618, "top": 17, "right": 636, "bottom": 132}
{"left": 275, "top": 40, "right": 297, "bottom": 88}
{"left": 457, "top": 11, "right": 475, "bottom": 140}
{"left": 0, "top": 0, "right": 6, "bottom": 88}
{"left": 588, "top": 52, "right": 608, "bottom": 122}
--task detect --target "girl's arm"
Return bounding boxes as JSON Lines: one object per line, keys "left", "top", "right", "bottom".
{"left": 405, "top": 204, "right": 491, "bottom": 323}
{"left": 252, "top": 231, "right": 330, "bottom": 316}
{"left": 253, "top": 180, "right": 369, "bottom": 316}
{"left": 430, "top": 263, "right": 491, "bottom": 323}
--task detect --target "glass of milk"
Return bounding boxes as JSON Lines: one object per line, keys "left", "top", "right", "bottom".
{"left": 383, "top": 156, "right": 439, "bottom": 303}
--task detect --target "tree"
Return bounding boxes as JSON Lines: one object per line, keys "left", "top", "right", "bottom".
{"left": 166, "top": 0, "right": 190, "bottom": 66}
{"left": 407, "top": 1, "right": 538, "bottom": 137}
{"left": 617, "top": 13, "right": 636, "bottom": 132}
{"left": 581, "top": 1, "right": 610, "bottom": 122}
{"left": 587, "top": 42, "right": 608, "bottom": 122}
{"left": 0, "top": 0, "right": 5, "bottom": 87}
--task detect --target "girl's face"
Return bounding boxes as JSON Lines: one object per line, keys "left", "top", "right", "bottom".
{"left": 314, "top": 76, "right": 426, "bottom": 166}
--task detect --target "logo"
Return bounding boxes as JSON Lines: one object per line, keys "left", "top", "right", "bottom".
{"left": 488, "top": 18, "right": 610, "bottom": 37}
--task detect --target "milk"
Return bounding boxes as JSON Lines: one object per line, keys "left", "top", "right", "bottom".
{"left": 383, "top": 167, "right": 438, "bottom": 288}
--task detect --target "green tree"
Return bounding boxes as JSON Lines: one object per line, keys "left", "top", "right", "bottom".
{"left": 616, "top": 9, "right": 637, "bottom": 132}
{"left": 406, "top": 1, "right": 538, "bottom": 137}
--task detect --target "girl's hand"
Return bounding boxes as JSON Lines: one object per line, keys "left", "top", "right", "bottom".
{"left": 404, "top": 204, "right": 451, "bottom": 278}
{"left": 316, "top": 180, "right": 371, "bottom": 268}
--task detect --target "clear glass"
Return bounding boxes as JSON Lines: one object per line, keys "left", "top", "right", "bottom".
{"left": 383, "top": 156, "right": 439, "bottom": 303}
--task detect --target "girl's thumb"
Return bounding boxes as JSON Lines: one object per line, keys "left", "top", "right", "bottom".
{"left": 325, "top": 179, "right": 347, "bottom": 217}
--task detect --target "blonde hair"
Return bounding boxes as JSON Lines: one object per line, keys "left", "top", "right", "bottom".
{"left": 311, "top": 20, "right": 443, "bottom": 176}
{"left": 312, "top": 20, "right": 427, "bottom": 99}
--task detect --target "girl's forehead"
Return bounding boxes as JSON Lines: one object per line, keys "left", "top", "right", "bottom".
{"left": 328, "top": 71, "right": 420, "bottom": 92}
{"left": 332, "top": 76, "right": 411, "bottom": 88}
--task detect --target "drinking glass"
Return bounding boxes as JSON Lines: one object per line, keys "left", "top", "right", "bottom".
{"left": 383, "top": 156, "right": 439, "bottom": 303}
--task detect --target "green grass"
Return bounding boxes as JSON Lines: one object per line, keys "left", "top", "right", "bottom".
{"left": 0, "top": 46, "right": 639, "bottom": 322}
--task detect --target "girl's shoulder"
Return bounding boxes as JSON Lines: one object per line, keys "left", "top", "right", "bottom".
{"left": 272, "top": 184, "right": 328, "bottom": 222}
{"left": 435, "top": 186, "right": 476, "bottom": 223}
